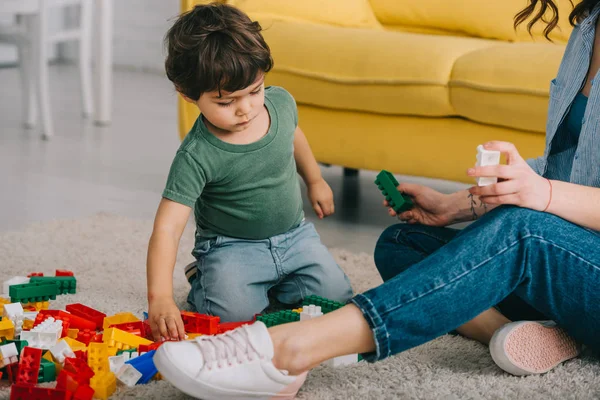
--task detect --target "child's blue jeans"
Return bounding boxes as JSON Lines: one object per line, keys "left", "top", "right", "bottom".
{"left": 351, "top": 205, "right": 600, "bottom": 362}
{"left": 187, "top": 220, "right": 353, "bottom": 322}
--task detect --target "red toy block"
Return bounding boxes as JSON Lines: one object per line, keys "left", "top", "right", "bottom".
{"left": 74, "top": 350, "right": 88, "bottom": 363}
{"left": 138, "top": 342, "right": 162, "bottom": 353}
{"left": 10, "top": 383, "right": 70, "bottom": 400}
{"left": 218, "top": 320, "right": 253, "bottom": 334}
{"left": 64, "top": 357, "right": 94, "bottom": 384}
{"left": 55, "top": 270, "right": 74, "bottom": 277}
{"left": 35, "top": 310, "right": 95, "bottom": 332}
{"left": 65, "top": 304, "right": 106, "bottom": 330}
{"left": 6, "top": 363, "right": 18, "bottom": 383}
{"left": 142, "top": 320, "right": 154, "bottom": 341}
{"left": 108, "top": 321, "right": 145, "bottom": 337}
{"left": 26, "top": 272, "right": 44, "bottom": 277}
{"left": 0, "top": 371, "right": 3, "bottom": 380}
{"left": 56, "top": 369, "right": 80, "bottom": 393}
{"left": 73, "top": 384, "right": 94, "bottom": 400}
{"left": 16, "top": 347, "right": 42, "bottom": 385}
{"left": 91, "top": 333, "right": 102, "bottom": 343}
{"left": 181, "top": 311, "right": 220, "bottom": 335}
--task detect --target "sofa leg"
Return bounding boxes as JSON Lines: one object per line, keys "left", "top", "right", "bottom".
{"left": 343, "top": 168, "right": 359, "bottom": 177}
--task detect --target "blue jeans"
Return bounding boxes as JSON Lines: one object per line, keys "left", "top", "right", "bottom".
{"left": 351, "top": 206, "right": 600, "bottom": 362}
{"left": 187, "top": 221, "right": 353, "bottom": 322}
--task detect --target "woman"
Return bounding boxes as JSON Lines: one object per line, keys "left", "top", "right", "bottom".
{"left": 153, "top": 1, "right": 600, "bottom": 398}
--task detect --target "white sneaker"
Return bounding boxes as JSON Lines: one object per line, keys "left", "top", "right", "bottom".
{"left": 489, "top": 321, "right": 581, "bottom": 376}
{"left": 154, "top": 321, "right": 307, "bottom": 399}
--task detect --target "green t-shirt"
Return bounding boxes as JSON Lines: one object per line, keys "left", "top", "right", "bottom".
{"left": 162, "top": 86, "right": 304, "bottom": 240}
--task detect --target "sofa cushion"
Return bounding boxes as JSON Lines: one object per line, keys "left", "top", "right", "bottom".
{"left": 228, "top": 0, "right": 382, "bottom": 29}
{"left": 450, "top": 43, "right": 565, "bottom": 133}
{"left": 369, "top": 0, "right": 573, "bottom": 43}
{"left": 257, "top": 17, "right": 494, "bottom": 117}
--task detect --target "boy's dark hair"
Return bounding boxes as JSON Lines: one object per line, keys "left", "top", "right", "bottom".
{"left": 164, "top": 3, "right": 273, "bottom": 101}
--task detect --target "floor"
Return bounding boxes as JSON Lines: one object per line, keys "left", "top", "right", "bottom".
{"left": 0, "top": 64, "right": 468, "bottom": 254}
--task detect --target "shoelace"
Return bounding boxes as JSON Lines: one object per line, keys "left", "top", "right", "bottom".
{"left": 195, "top": 325, "right": 264, "bottom": 370}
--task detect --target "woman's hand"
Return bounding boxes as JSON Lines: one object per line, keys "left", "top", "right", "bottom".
{"left": 468, "top": 141, "right": 551, "bottom": 210}
{"left": 384, "top": 183, "right": 454, "bottom": 226}
{"left": 307, "top": 178, "right": 335, "bottom": 219}
{"left": 148, "top": 296, "right": 186, "bottom": 342}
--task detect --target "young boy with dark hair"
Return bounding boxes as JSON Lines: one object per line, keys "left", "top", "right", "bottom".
{"left": 146, "top": 2, "right": 352, "bottom": 356}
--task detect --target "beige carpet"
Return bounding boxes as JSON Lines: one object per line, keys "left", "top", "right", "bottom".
{"left": 0, "top": 213, "right": 599, "bottom": 400}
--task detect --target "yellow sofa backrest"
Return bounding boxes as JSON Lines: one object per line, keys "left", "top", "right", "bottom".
{"left": 369, "top": 0, "right": 574, "bottom": 43}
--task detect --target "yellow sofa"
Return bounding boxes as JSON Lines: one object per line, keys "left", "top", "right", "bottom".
{"left": 179, "top": 0, "right": 572, "bottom": 183}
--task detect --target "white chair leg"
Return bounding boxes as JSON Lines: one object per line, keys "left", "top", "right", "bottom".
{"left": 79, "top": 0, "right": 94, "bottom": 118}
{"left": 33, "top": 6, "right": 54, "bottom": 139}
{"left": 17, "top": 37, "right": 37, "bottom": 129}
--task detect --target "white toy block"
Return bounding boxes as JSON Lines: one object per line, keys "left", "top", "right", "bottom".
{"left": 49, "top": 340, "right": 75, "bottom": 364}
{"left": 20, "top": 317, "right": 63, "bottom": 349}
{"left": 23, "top": 311, "right": 38, "bottom": 321}
{"left": 116, "top": 364, "right": 143, "bottom": 387}
{"left": 0, "top": 343, "right": 18, "bottom": 367}
{"left": 3, "top": 303, "right": 24, "bottom": 336}
{"left": 323, "top": 354, "right": 358, "bottom": 367}
{"left": 476, "top": 145, "right": 501, "bottom": 187}
{"left": 108, "top": 355, "right": 127, "bottom": 374}
{"left": 300, "top": 305, "right": 323, "bottom": 321}
{"left": 3, "top": 277, "right": 29, "bottom": 296}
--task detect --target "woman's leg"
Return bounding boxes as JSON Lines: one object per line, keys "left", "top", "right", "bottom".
{"left": 270, "top": 206, "right": 600, "bottom": 373}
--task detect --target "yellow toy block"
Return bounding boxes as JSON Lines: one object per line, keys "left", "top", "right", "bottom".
{"left": 43, "top": 350, "right": 63, "bottom": 374}
{"left": 103, "top": 327, "right": 152, "bottom": 352}
{"left": 292, "top": 308, "right": 303, "bottom": 313}
{"left": 63, "top": 337, "right": 87, "bottom": 352}
{"left": 90, "top": 372, "right": 116, "bottom": 400}
{"left": 0, "top": 297, "right": 10, "bottom": 314}
{"left": 102, "top": 312, "right": 139, "bottom": 330}
{"left": 67, "top": 328, "right": 79, "bottom": 339}
{"left": 0, "top": 319, "right": 15, "bottom": 340}
{"left": 88, "top": 342, "right": 110, "bottom": 375}
{"left": 186, "top": 332, "right": 202, "bottom": 339}
{"left": 22, "top": 301, "right": 50, "bottom": 311}
{"left": 22, "top": 319, "right": 34, "bottom": 331}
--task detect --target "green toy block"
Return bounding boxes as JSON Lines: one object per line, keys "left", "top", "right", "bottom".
{"left": 38, "top": 358, "right": 56, "bottom": 383}
{"left": 374, "top": 170, "right": 413, "bottom": 213}
{"left": 301, "top": 295, "right": 345, "bottom": 314}
{"left": 256, "top": 310, "right": 300, "bottom": 327}
{"left": 117, "top": 348, "right": 137, "bottom": 356}
{"left": 29, "top": 276, "right": 77, "bottom": 295}
{"left": 9, "top": 281, "right": 58, "bottom": 303}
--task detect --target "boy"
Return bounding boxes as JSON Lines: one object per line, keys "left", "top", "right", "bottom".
{"left": 146, "top": 3, "right": 353, "bottom": 342}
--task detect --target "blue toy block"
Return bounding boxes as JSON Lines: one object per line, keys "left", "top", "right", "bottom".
{"left": 126, "top": 350, "right": 157, "bottom": 384}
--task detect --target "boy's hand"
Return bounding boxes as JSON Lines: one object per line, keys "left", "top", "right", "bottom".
{"left": 383, "top": 183, "right": 453, "bottom": 227}
{"left": 307, "top": 178, "right": 335, "bottom": 219}
{"left": 148, "top": 297, "right": 186, "bottom": 342}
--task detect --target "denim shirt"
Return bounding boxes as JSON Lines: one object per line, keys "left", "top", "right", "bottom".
{"left": 527, "top": 5, "right": 600, "bottom": 187}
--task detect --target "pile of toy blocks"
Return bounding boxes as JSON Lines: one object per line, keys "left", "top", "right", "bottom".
{"left": 1, "top": 271, "right": 353, "bottom": 399}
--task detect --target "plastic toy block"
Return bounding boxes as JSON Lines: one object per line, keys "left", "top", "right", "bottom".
{"left": 125, "top": 350, "right": 157, "bottom": 384}
{"left": 475, "top": 144, "right": 501, "bottom": 186}
{"left": 301, "top": 295, "right": 345, "bottom": 314}
{"left": 217, "top": 320, "right": 253, "bottom": 334}
{"left": 74, "top": 350, "right": 88, "bottom": 363}
{"left": 29, "top": 276, "right": 76, "bottom": 295}
{"left": 0, "top": 318, "right": 15, "bottom": 340}
{"left": 72, "top": 384, "right": 94, "bottom": 400}
{"left": 116, "top": 347, "right": 137, "bottom": 357}
{"left": 181, "top": 311, "right": 220, "bottom": 335}
{"left": 49, "top": 340, "right": 76, "bottom": 363}
{"left": 186, "top": 332, "right": 202, "bottom": 339}
{"left": 68, "top": 328, "right": 79, "bottom": 339}
{"left": 108, "top": 320, "right": 145, "bottom": 337}
{"left": 66, "top": 304, "right": 106, "bottom": 330}
{"left": 27, "top": 272, "right": 44, "bottom": 278}
{"left": 56, "top": 368, "right": 80, "bottom": 393}
{"left": 76, "top": 329, "right": 96, "bottom": 345}
{"left": 9, "top": 281, "right": 58, "bottom": 304}
{"left": 87, "top": 342, "right": 110, "bottom": 375}
{"left": 0, "top": 342, "right": 18, "bottom": 368}
{"left": 64, "top": 357, "right": 94, "bottom": 384}
{"left": 255, "top": 310, "right": 300, "bottom": 327}
{"left": 63, "top": 337, "right": 86, "bottom": 352}
{"left": 89, "top": 372, "right": 116, "bottom": 400}
{"left": 22, "top": 301, "right": 49, "bottom": 311}
{"left": 16, "top": 346, "right": 42, "bottom": 385}
{"left": 103, "top": 327, "right": 152, "bottom": 351}
{"left": 35, "top": 309, "right": 95, "bottom": 331}
{"left": 102, "top": 312, "right": 139, "bottom": 331}
{"left": 108, "top": 354, "right": 127, "bottom": 374}
{"left": 291, "top": 308, "right": 303, "bottom": 313}
{"left": 300, "top": 305, "right": 323, "bottom": 321}
{"left": 33, "top": 313, "right": 70, "bottom": 338}
{"left": 10, "top": 383, "right": 70, "bottom": 400}
{"left": 22, "top": 318, "right": 66, "bottom": 348}
{"left": 5, "top": 340, "right": 28, "bottom": 355}
{"left": 6, "top": 362, "right": 19, "bottom": 383}
{"left": 0, "top": 297, "right": 11, "bottom": 315}
{"left": 375, "top": 170, "right": 414, "bottom": 213}
{"left": 138, "top": 342, "right": 162, "bottom": 353}
{"left": 116, "top": 364, "right": 143, "bottom": 386}
{"left": 38, "top": 357, "right": 57, "bottom": 382}
{"left": 23, "top": 319, "right": 34, "bottom": 331}
{"left": 3, "top": 277, "right": 29, "bottom": 296}
{"left": 55, "top": 270, "right": 74, "bottom": 277}
{"left": 141, "top": 320, "right": 153, "bottom": 341}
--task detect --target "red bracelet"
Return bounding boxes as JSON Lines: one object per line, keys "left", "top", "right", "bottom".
{"left": 542, "top": 178, "right": 553, "bottom": 212}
